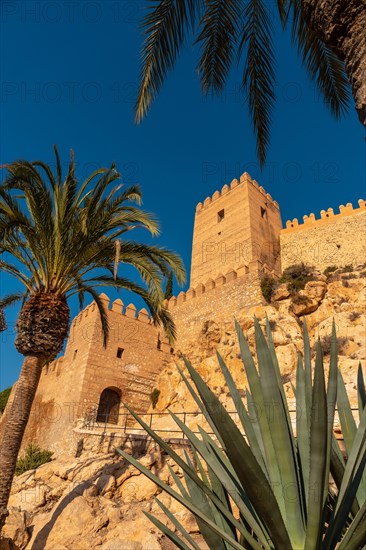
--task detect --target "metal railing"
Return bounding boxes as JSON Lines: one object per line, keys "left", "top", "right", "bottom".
{"left": 80, "top": 407, "right": 357, "bottom": 441}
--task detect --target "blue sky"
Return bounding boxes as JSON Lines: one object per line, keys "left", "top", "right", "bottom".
{"left": 0, "top": 1, "right": 365, "bottom": 389}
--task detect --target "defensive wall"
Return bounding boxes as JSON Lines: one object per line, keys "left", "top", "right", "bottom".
{"left": 280, "top": 200, "right": 366, "bottom": 271}
{"left": 167, "top": 260, "right": 267, "bottom": 351}
{"left": 21, "top": 295, "right": 173, "bottom": 455}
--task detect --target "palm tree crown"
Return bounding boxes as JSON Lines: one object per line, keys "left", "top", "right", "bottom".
{"left": 135, "top": 0, "right": 352, "bottom": 166}
{"left": 0, "top": 146, "right": 185, "bottom": 350}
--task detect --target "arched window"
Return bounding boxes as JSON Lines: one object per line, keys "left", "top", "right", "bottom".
{"left": 96, "top": 388, "right": 121, "bottom": 424}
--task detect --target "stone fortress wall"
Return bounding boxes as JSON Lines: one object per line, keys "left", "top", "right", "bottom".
{"left": 21, "top": 295, "right": 173, "bottom": 454}
{"left": 15, "top": 170, "right": 365, "bottom": 454}
{"left": 280, "top": 200, "right": 366, "bottom": 271}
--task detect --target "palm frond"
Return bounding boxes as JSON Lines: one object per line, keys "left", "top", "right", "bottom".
{"left": 239, "top": 0, "right": 276, "bottom": 167}
{"left": 0, "top": 293, "right": 24, "bottom": 309}
{"left": 289, "top": 0, "right": 350, "bottom": 118}
{"left": 135, "top": 0, "right": 198, "bottom": 123}
{"left": 196, "top": 0, "right": 241, "bottom": 94}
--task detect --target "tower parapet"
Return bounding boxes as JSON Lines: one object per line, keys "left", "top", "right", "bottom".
{"left": 190, "top": 172, "right": 282, "bottom": 287}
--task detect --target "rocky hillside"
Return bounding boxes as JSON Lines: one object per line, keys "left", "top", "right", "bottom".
{"left": 2, "top": 265, "right": 365, "bottom": 549}
{"left": 151, "top": 264, "right": 365, "bottom": 419}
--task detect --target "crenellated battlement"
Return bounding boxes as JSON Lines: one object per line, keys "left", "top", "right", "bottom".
{"left": 71, "top": 292, "right": 155, "bottom": 327}
{"left": 166, "top": 259, "right": 273, "bottom": 310}
{"left": 282, "top": 199, "right": 366, "bottom": 233}
{"left": 195, "top": 172, "right": 280, "bottom": 213}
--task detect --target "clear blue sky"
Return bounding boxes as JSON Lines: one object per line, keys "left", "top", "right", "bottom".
{"left": 0, "top": 1, "right": 365, "bottom": 389}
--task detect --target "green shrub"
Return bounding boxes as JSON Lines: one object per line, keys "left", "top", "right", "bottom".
{"left": 323, "top": 265, "right": 338, "bottom": 276}
{"left": 118, "top": 321, "right": 366, "bottom": 550}
{"left": 15, "top": 444, "right": 53, "bottom": 476}
{"left": 279, "top": 262, "right": 315, "bottom": 293}
{"left": 312, "top": 334, "right": 348, "bottom": 356}
{"left": 349, "top": 311, "right": 361, "bottom": 321}
{"left": 150, "top": 388, "right": 161, "bottom": 409}
{"left": 260, "top": 274, "right": 276, "bottom": 303}
{"left": 292, "top": 294, "right": 310, "bottom": 305}
{"left": 0, "top": 387, "right": 12, "bottom": 413}
{"left": 341, "top": 264, "right": 353, "bottom": 273}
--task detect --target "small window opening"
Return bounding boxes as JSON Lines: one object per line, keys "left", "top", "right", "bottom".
{"left": 157, "top": 338, "right": 161, "bottom": 350}
{"left": 260, "top": 207, "right": 267, "bottom": 219}
{"left": 73, "top": 349, "right": 78, "bottom": 360}
{"left": 117, "top": 347, "right": 124, "bottom": 359}
{"left": 217, "top": 209, "right": 225, "bottom": 222}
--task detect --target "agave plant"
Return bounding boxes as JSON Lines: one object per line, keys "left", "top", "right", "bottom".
{"left": 118, "top": 319, "right": 366, "bottom": 549}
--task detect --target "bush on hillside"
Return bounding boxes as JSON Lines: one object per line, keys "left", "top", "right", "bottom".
{"left": 279, "top": 263, "right": 315, "bottom": 292}
{"left": 15, "top": 444, "right": 53, "bottom": 476}
{"left": 0, "top": 387, "right": 12, "bottom": 413}
{"left": 260, "top": 274, "right": 277, "bottom": 303}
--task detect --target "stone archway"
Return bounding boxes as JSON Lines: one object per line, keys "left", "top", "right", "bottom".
{"left": 96, "top": 388, "right": 121, "bottom": 424}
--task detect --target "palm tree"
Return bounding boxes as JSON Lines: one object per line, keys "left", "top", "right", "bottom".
{"left": 0, "top": 147, "right": 185, "bottom": 532}
{"left": 135, "top": 0, "right": 364, "bottom": 165}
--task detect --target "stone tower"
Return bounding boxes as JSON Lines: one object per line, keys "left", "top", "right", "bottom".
{"left": 190, "top": 172, "right": 282, "bottom": 287}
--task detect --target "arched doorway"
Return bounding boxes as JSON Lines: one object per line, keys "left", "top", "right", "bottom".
{"left": 96, "top": 388, "right": 121, "bottom": 424}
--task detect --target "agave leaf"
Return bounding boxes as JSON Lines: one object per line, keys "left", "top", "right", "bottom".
{"left": 336, "top": 499, "right": 366, "bottom": 550}
{"left": 337, "top": 368, "right": 357, "bottom": 454}
{"left": 324, "top": 322, "right": 338, "bottom": 505}
{"left": 183, "top": 451, "right": 230, "bottom": 550}
{"left": 357, "top": 363, "right": 366, "bottom": 417}
{"left": 143, "top": 510, "right": 193, "bottom": 550}
{"left": 296, "top": 353, "right": 310, "bottom": 510}
{"left": 325, "top": 417, "right": 366, "bottom": 550}
{"left": 205, "top": 463, "right": 238, "bottom": 545}
{"left": 170, "top": 412, "right": 270, "bottom": 548}
{"left": 304, "top": 340, "right": 328, "bottom": 550}
{"left": 254, "top": 319, "right": 304, "bottom": 545}
{"left": 177, "top": 362, "right": 226, "bottom": 449}
{"left": 334, "top": 407, "right": 366, "bottom": 514}
{"left": 330, "top": 435, "right": 346, "bottom": 492}
{"left": 152, "top": 497, "right": 201, "bottom": 550}
{"left": 246, "top": 388, "right": 267, "bottom": 460}
{"left": 216, "top": 351, "right": 267, "bottom": 474}
{"left": 183, "top": 356, "right": 292, "bottom": 548}
{"left": 183, "top": 466, "right": 227, "bottom": 550}
{"left": 303, "top": 321, "right": 313, "bottom": 425}
{"left": 265, "top": 316, "right": 296, "bottom": 435}
{"left": 117, "top": 448, "right": 245, "bottom": 550}
{"left": 235, "top": 321, "right": 285, "bottom": 518}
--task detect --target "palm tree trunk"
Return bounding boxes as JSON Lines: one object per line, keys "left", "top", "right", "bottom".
{"left": 0, "top": 355, "right": 44, "bottom": 534}
{"left": 302, "top": 0, "right": 366, "bottom": 126}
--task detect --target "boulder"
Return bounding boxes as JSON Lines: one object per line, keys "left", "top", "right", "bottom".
{"left": 272, "top": 283, "right": 290, "bottom": 301}
{"left": 290, "top": 296, "right": 319, "bottom": 317}
{"left": 304, "top": 281, "right": 327, "bottom": 302}
{"left": 2, "top": 509, "right": 30, "bottom": 550}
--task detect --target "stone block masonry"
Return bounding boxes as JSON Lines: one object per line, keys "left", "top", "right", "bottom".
{"left": 280, "top": 200, "right": 366, "bottom": 271}
{"left": 20, "top": 294, "right": 173, "bottom": 455}
{"left": 190, "top": 172, "right": 282, "bottom": 287}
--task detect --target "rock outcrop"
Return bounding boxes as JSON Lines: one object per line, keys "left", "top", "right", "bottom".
{"left": 2, "top": 266, "right": 365, "bottom": 549}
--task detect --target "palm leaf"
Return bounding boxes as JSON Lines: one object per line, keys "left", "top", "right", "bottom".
{"left": 135, "top": 0, "right": 198, "bottom": 123}
{"left": 196, "top": 0, "right": 241, "bottom": 94}
{"left": 238, "top": 0, "right": 276, "bottom": 166}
